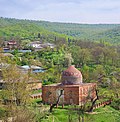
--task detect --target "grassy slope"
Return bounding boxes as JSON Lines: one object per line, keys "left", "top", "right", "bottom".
{"left": 41, "top": 106, "right": 120, "bottom": 122}
{"left": 92, "top": 106, "right": 120, "bottom": 122}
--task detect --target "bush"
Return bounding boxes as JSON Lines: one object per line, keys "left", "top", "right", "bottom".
{"left": 0, "top": 107, "right": 8, "bottom": 118}
{"left": 110, "top": 99, "right": 120, "bottom": 110}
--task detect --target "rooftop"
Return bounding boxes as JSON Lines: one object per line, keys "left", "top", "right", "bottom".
{"left": 44, "top": 83, "right": 96, "bottom": 87}
{"left": 21, "top": 65, "right": 42, "bottom": 70}
{"left": 62, "top": 65, "right": 82, "bottom": 78}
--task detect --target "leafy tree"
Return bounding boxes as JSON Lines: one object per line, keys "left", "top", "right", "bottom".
{"left": 1, "top": 64, "right": 31, "bottom": 106}
{"left": 91, "top": 47, "right": 103, "bottom": 64}
{"left": 38, "top": 33, "right": 41, "bottom": 38}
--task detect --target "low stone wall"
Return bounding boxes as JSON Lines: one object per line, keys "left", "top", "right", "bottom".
{"left": 93, "top": 100, "right": 112, "bottom": 109}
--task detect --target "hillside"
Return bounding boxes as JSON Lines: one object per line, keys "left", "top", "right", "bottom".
{"left": 93, "top": 27, "right": 120, "bottom": 44}
{"left": 34, "top": 21, "right": 120, "bottom": 42}
{"left": 0, "top": 17, "right": 120, "bottom": 44}
{"left": 0, "top": 17, "right": 67, "bottom": 42}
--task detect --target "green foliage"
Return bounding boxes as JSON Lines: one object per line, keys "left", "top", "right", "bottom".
{"left": 41, "top": 106, "right": 120, "bottom": 122}
{"left": 0, "top": 107, "right": 8, "bottom": 119}
{"left": 0, "top": 17, "right": 67, "bottom": 43}
{"left": 92, "top": 106, "right": 120, "bottom": 122}
{"left": 111, "top": 99, "right": 120, "bottom": 110}
{"left": 0, "top": 17, "right": 120, "bottom": 122}
{"left": 0, "top": 17, "right": 120, "bottom": 45}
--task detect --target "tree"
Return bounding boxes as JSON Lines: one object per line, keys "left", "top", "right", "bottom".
{"left": 49, "top": 90, "right": 63, "bottom": 112}
{"left": 64, "top": 53, "right": 73, "bottom": 67}
{"left": 0, "top": 37, "right": 4, "bottom": 47}
{"left": 78, "top": 49, "right": 91, "bottom": 66}
{"left": 109, "top": 79, "right": 120, "bottom": 99}
{"left": 38, "top": 33, "right": 41, "bottom": 38}
{"left": 91, "top": 47, "right": 103, "bottom": 64}
{"left": 2, "top": 64, "right": 31, "bottom": 106}
{"left": 70, "top": 46, "right": 91, "bottom": 67}
{"left": 0, "top": 64, "right": 41, "bottom": 121}
{"left": 91, "top": 65, "right": 106, "bottom": 82}
{"left": 88, "top": 89, "right": 99, "bottom": 112}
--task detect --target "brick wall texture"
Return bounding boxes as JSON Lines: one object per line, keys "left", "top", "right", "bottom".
{"left": 42, "top": 83, "right": 96, "bottom": 105}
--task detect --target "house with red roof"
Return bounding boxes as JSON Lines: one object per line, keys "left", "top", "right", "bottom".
{"left": 4, "top": 40, "right": 17, "bottom": 49}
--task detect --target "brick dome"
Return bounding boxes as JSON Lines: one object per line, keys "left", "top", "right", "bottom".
{"left": 61, "top": 65, "right": 83, "bottom": 85}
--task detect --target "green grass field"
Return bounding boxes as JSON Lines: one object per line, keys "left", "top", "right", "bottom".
{"left": 41, "top": 106, "right": 120, "bottom": 122}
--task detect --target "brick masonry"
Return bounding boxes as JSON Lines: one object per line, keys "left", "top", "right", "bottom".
{"left": 42, "top": 66, "right": 97, "bottom": 105}
{"left": 42, "top": 83, "right": 97, "bottom": 105}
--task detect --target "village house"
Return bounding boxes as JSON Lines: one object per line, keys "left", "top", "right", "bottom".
{"left": 0, "top": 64, "right": 42, "bottom": 90}
{"left": 28, "top": 41, "right": 42, "bottom": 48}
{"left": 4, "top": 40, "right": 17, "bottom": 49}
{"left": 18, "top": 65, "right": 45, "bottom": 74}
{"left": 1, "top": 53, "right": 14, "bottom": 58}
{"left": 28, "top": 41, "right": 55, "bottom": 51}
{"left": 27, "top": 79, "right": 42, "bottom": 90}
{"left": 0, "top": 72, "right": 42, "bottom": 90}
{"left": 42, "top": 65, "right": 97, "bottom": 105}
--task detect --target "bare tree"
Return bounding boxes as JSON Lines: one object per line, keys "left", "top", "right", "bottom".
{"left": 88, "top": 89, "right": 99, "bottom": 112}
{"left": 49, "top": 90, "right": 63, "bottom": 112}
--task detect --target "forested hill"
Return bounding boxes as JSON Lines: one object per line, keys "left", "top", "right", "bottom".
{"left": 0, "top": 17, "right": 67, "bottom": 42}
{"left": 0, "top": 17, "right": 120, "bottom": 44}
{"left": 35, "top": 21, "right": 120, "bottom": 44}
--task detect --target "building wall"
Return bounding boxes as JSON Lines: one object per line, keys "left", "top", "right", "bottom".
{"left": 42, "top": 86, "right": 58, "bottom": 104}
{"left": 64, "top": 86, "right": 79, "bottom": 105}
{"left": 42, "top": 83, "right": 97, "bottom": 105}
{"left": 27, "top": 82, "right": 42, "bottom": 90}
{"left": 79, "top": 83, "right": 97, "bottom": 105}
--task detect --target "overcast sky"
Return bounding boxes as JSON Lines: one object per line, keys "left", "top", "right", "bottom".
{"left": 0, "top": 0, "right": 120, "bottom": 23}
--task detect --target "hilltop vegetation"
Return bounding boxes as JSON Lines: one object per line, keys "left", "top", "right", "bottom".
{"left": 34, "top": 21, "right": 120, "bottom": 44}
{"left": 0, "top": 17, "right": 67, "bottom": 42}
{"left": 0, "top": 17, "right": 120, "bottom": 44}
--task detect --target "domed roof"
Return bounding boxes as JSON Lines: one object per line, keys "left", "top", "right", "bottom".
{"left": 61, "top": 65, "right": 83, "bottom": 85}
{"left": 62, "top": 65, "right": 82, "bottom": 78}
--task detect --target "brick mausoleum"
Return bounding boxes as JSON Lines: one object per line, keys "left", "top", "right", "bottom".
{"left": 42, "top": 65, "right": 97, "bottom": 105}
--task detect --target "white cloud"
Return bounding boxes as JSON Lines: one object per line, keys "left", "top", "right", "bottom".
{"left": 0, "top": 0, "right": 120, "bottom": 23}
